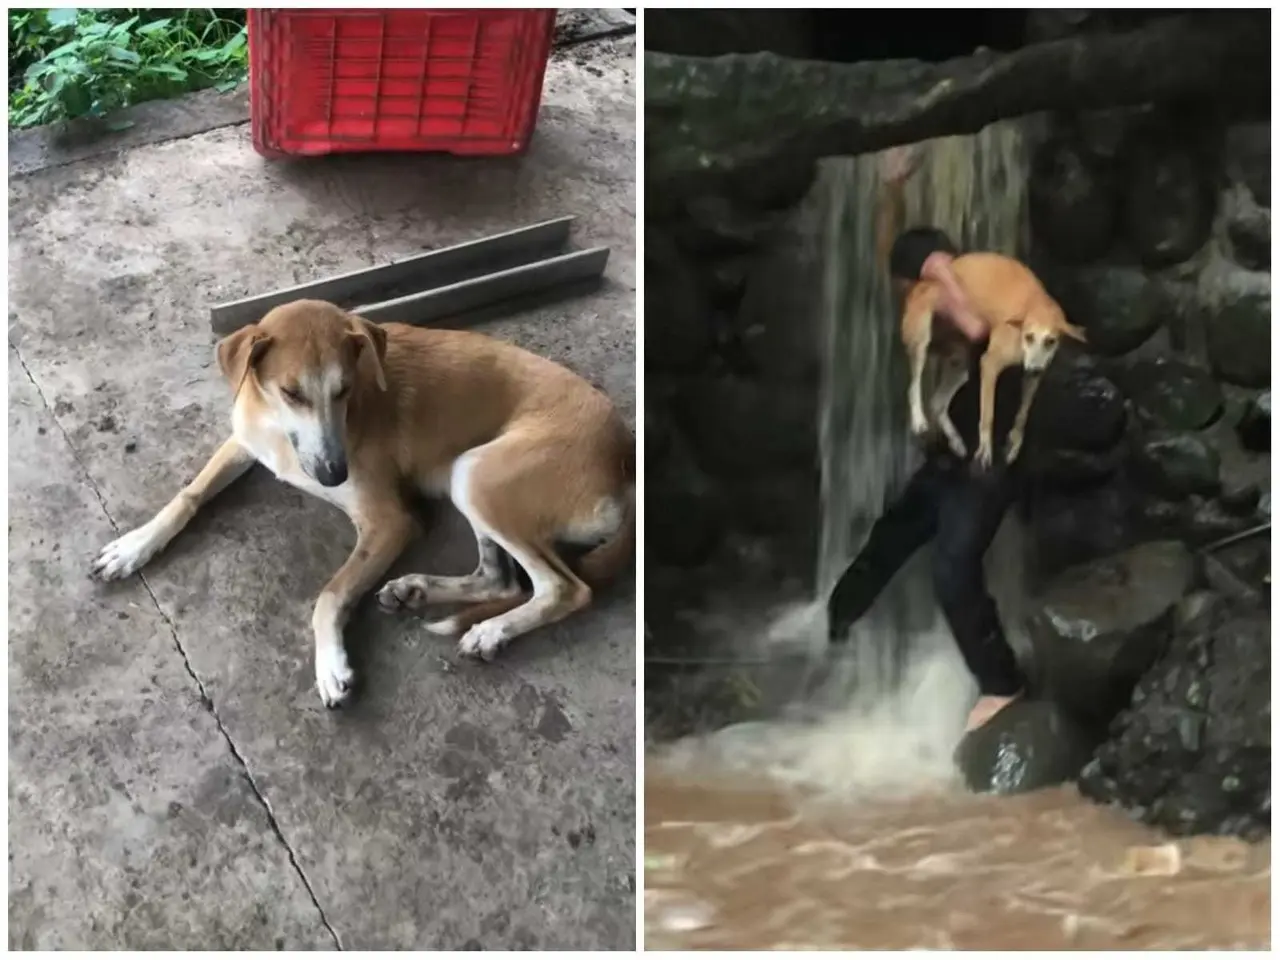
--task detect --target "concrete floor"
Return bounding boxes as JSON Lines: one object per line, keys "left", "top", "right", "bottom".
{"left": 8, "top": 36, "right": 636, "bottom": 951}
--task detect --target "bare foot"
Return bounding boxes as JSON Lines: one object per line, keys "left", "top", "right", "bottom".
{"left": 964, "top": 692, "right": 1023, "bottom": 733}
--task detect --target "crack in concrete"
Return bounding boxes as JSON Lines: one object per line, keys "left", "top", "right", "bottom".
{"left": 13, "top": 347, "right": 343, "bottom": 950}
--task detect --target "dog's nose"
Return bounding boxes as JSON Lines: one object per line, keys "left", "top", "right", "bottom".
{"left": 315, "top": 459, "right": 348, "bottom": 487}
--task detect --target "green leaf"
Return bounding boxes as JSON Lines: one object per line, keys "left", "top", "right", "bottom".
{"left": 107, "top": 46, "right": 141, "bottom": 64}
{"left": 106, "top": 117, "right": 136, "bottom": 132}
{"left": 137, "top": 18, "right": 173, "bottom": 36}
{"left": 151, "top": 64, "right": 188, "bottom": 80}
{"left": 214, "top": 78, "right": 240, "bottom": 93}
{"left": 46, "top": 8, "right": 79, "bottom": 27}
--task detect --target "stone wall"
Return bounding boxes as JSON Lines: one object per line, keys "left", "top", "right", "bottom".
{"left": 1017, "top": 108, "right": 1270, "bottom": 582}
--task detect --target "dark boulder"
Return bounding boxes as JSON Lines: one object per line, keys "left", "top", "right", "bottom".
{"left": 1184, "top": 496, "right": 1256, "bottom": 546}
{"left": 1224, "top": 122, "right": 1270, "bottom": 206}
{"left": 674, "top": 377, "right": 817, "bottom": 475}
{"left": 1131, "top": 431, "right": 1221, "bottom": 499}
{"left": 1047, "top": 265, "right": 1167, "bottom": 356}
{"left": 1022, "top": 445, "right": 1123, "bottom": 490}
{"left": 955, "top": 698, "right": 1100, "bottom": 795}
{"left": 1227, "top": 203, "right": 1270, "bottom": 272}
{"left": 1027, "top": 540, "right": 1195, "bottom": 731}
{"left": 1219, "top": 478, "right": 1262, "bottom": 516}
{"left": 1026, "top": 350, "right": 1127, "bottom": 451}
{"left": 1123, "top": 143, "right": 1214, "bottom": 268}
{"left": 1235, "top": 391, "right": 1270, "bottom": 453}
{"left": 1079, "top": 591, "right": 1270, "bottom": 840}
{"left": 1028, "top": 138, "right": 1117, "bottom": 264}
{"left": 646, "top": 227, "right": 716, "bottom": 373}
{"left": 677, "top": 195, "right": 781, "bottom": 254}
{"left": 1204, "top": 278, "right": 1271, "bottom": 389}
{"left": 1024, "top": 482, "right": 1139, "bottom": 580}
{"left": 1117, "top": 357, "right": 1223, "bottom": 431}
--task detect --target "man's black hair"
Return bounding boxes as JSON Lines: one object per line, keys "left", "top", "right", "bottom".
{"left": 889, "top": 227, "right": 959, "bottom": 281}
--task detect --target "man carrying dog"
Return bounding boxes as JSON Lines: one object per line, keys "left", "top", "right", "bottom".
{"left": 826, "top": 145, "right": 1027, "bottom": 734}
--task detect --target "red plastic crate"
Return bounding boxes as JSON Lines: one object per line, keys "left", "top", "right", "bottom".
{"left": 248, "top": 8, "right": 557, "bottom": 159}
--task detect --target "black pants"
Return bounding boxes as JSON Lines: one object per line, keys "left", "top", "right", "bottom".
{"left": 826, "top": 455, "right": 1025, "bottom": 697}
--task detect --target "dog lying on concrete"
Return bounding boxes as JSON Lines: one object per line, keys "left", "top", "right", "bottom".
{"left": 900, "top": 251, "right": 1086, "bottom": 469}
{"left": 92, "top": 300, "right": 634, "bottom": 707}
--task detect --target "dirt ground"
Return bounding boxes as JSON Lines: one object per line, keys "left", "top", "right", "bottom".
{"left": 7, "top": 32, "right": 636, "bottom": 951}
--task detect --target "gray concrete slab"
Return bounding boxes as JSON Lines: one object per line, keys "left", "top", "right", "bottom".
{"left": 8, "top": 34, "right": 636, "bottom": 951}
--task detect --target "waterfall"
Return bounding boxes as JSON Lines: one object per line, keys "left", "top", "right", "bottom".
{"left": 814, "top": 121, "right": 1032, "bottom": 702}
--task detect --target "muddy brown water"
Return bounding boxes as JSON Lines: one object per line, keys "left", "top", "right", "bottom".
{"left": 644, "top": 770, "right": 1271, "bottom": 950}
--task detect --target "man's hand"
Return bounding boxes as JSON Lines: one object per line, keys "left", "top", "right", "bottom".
{"left": 879, "top": 144, "right": 923, "bottom": 185}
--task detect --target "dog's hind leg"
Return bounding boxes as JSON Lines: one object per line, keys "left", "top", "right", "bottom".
{"left": 440, "top": 442, "right": 600, "bottom": 661}
{"left": 902, "top": 287, "right": 938, "bottom": 440}
{"left": 376, "top": 534, "right": 522, "bottom": 618}
{"left": 931, "top": 347, "right": 971, "bottom": 459}
{"left": 92, "top": 437, "right": 255, "bottom": 581}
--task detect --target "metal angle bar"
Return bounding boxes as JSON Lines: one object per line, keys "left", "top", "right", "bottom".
{"left": 353, "top": 247, "right": 611, "bottom": 326}
{"left": 209, "top": 216, "right": 575, "bottom": 334}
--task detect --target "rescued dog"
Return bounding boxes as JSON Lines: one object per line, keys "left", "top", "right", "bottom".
{"left": 900, "top": 252, "right": 1086, "bottom": 469}
{"left": 92, "top": 300, "right": 635, "bottom": 707}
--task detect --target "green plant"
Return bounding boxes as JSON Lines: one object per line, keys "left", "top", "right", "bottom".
{"left": 9, "top": 8, "right": 248, "bottom": 129}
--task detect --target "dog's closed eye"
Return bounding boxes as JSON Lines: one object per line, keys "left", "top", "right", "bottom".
{"left": 281, "top": 385, "right": 308, "bottom": 406}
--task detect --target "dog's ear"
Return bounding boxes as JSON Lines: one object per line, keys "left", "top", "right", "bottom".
{"left": 347, "top": 314, "right": 388, "bottom": 391}
{"left": 1062, "top": 322, "right": 1088, "bottom": 343}
{"left": 216, "top": 325, "right": 273, "bottom": 398}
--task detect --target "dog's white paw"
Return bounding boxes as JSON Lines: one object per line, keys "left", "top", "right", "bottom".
{"left": 909, "top": 409, "right": 930, "bottom": 438}
{"left": 91, "top": 525, "right": 160, "bottom": 581}
{"left": 457, "top": 620, "right": 509, "bottom": 661}
{"left": 315, "top": 644, "right": 355, "bottom": 708}
{"left": 376, "top": 575, "right": 428, "bottom": 613}
{"left": 974, "top": 438, "right": 994, "bottom": 470}
{"left": 944, "top": 432, "right": 968, "bottom": 459}
{"left": 1005, "top": 433, "right": 1025, "bottom": 465}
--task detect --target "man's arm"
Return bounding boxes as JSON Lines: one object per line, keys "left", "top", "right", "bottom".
{"left": 875, "top": 169, "right": 908, "bottom": 276}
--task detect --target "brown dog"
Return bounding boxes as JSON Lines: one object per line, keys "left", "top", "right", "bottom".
{"left": 900, "top": 252, "right": 1086, "bottom": 468}
{"left": 92, "top": 300, "right": 634, "bottom": 707}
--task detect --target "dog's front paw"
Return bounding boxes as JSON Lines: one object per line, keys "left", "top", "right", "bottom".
{"left": 457, "top": 621, "right": 509, "bottom": 661}
{"left": 1005, "top": 432, "right": 1025, "bottom": 465}
{"left": 315, "top": 645, "right": 355, "bottom": 708}
{"left": 91, "top": 525, "right": 160, "bottom": 581}
{"left": 909, "top": 409, "right": 930, "bottom": 439}
{"left": 376, "top": 575, "right": 428, "bottom": 613}
{"left": 973, "top": 438, "right": 994, "bottom": 471}
{"left": 944, "top": 433, "right": 968, "bottom": 459}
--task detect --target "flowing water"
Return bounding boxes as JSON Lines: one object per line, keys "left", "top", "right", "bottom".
{"left": 646, "top": 122, "right": 1271, "bottom": 949}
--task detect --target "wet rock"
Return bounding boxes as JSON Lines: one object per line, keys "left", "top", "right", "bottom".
{"left": 678, "top": 195, "right": 780, "bottom": 254}
{"left": 1117, "top": 358, "right": 1223, "bottom": 431}
{"left": 646, "top": 227, "right": 715, "bottom": 372}
{"left": 1226, "top": 203, "right": 1270, "bottom": 272}
{"left": 1027, "top": 351, "right": 1127, "bottom": 451}
{"left": 1047, "top": 265, "right": 1166, "bottom": 356}
{"left": 955, "top": 698, "right": 1099, "bottom": 795}
{"left": 1123, "top": 143, "right": 1214, "bottom": 267}
{"left": 1131, "top": 431, "right": 1220, "bottom": 499}
{"left": 674, "top": 377, "right": 816, "bottom": 475}
{"left": 728, "top": 156, "right": 817, "bottom": 212}
{"left": 1204, "top": 276, "right": 1270, "bottom": 389}
{"left": 1184, "top": 496, "right": 1254, "bottom": 546}
{"left": 1028, "top": 138, "right": 1117, "bottom": 264}
{"left": 1023, "top": 445, "right": 1123, "bottom": 490}
{"left": 1026, "top": 483, "right": 1138, "bottom": 580}
{"left": 1218, "top": 479, "right": 1262, "bottom": 516}
{"left": 735, "top": 200, "right": 824, "bottom": 383}
{"left": 1027, "top": 541, "right": 1195, "bottom": 730}
{"left": 1223, "top": 122, "right": 1270, "bottom": 206}
{"left": 1235, "top": 391, "right": 1269, "bottom": 453}
{"left": 1120, "top": 843, "right": 1182, "bottom": 877}
{"left": 647, "top": 423, "right": 725, "bottom": 569}
{"left": 1079, "top": 591, "right": 1270, "bottom": 839}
